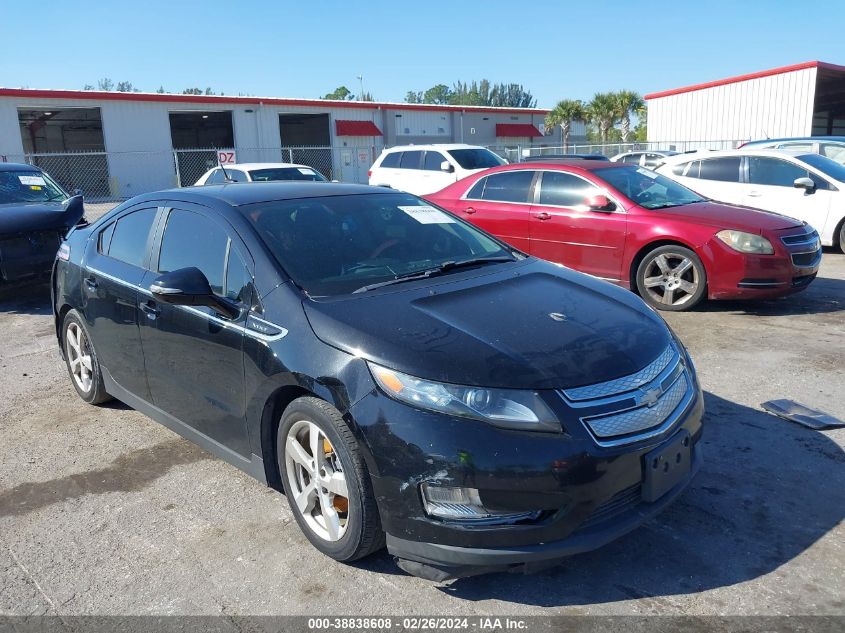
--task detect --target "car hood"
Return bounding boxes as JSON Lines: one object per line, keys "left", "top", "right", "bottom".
{"left": 654, "top": 201, "right": 803, "bottom": 233}
{"left": 303, "top": 260, "right": 671, "bottom": 390}
{"left": 0, "top": 196, "right": 84, "bottom": 235}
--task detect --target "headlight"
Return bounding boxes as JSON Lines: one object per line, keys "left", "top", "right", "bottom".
{"left": 716, "top": 230, "right": 774, "bottom": 254}
{"left": 368, "top": 362, "right": 560, "bottom": 432}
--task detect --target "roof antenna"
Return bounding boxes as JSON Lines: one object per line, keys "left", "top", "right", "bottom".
{"left": 216, "top": 149, "right": 234, "bottom": 183}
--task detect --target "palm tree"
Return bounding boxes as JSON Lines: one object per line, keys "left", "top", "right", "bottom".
{"left": 614, "top": 90, "right": 645, "bottom": 143}
{"left": 585, "top": 93, "right": 618, "bottom": 145}
{"left": 545, "top": 99, "right": 584, "bottom": 152}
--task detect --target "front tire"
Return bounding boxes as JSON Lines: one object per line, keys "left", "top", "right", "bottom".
{"left": 635, "top": 245, "right": 707, "bottom": 311}
{"left": 278, "top": 397, "right": 384, "bottom": 562}
{"left": 62, "top": 310, "right": 112, "bottom": 404}
{"left": 838, "top": 220, "right": 845, "bottom": 254}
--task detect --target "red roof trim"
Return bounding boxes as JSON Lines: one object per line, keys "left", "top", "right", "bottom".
{"left": 495, "top": 123, "right": 543, "bottom": 137}
{"left": 335, "top": 120, "right": 383, "bottom": 136}
{"left": 0, "top": 88, "right": 549, "bottom": 115}
{"left": 644, "top": 61, "right": 845, "bottom": 100}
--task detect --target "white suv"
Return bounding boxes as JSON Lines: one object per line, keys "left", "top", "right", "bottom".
{"left": 657, "top": 149, "right": 845, "bottom": 250}
{"left": 368, "top": 144, "right": 506, "bottom": 195}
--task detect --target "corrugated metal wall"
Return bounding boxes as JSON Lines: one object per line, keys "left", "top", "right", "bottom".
{"left": 647, "top": 67, "right": 818, "bottom": 144}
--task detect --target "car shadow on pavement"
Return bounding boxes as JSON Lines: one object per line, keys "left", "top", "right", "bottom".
{"left": 435, "top": 392, "right": 844, "bottom": 605}
{"left": 695, "top": 275, "right": 845, "bottom": 316}
{"left": 0, "top": 281, "right": 52, "bottom": 316}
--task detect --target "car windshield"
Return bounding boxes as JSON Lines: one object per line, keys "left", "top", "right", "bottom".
{"left": 447, "top": 148, "right": 507, "bottom": 170}
{"left": 796, "top": 153, "right": 845, "bottom": 181}
{"left": 0, "top": 170, "right": 68, "bottom": 204}
{"left": 593, "top": 166, "right": 705, "bottom": 209}
{"left": 240, "top": 192, "right": 515, "bottom": 297}
{"left": 249, "top": 167, "right": 327, "bottom": 182}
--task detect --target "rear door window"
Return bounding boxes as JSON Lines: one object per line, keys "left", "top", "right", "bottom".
{"left": 479, "top": 171, "right": 535, "bottom": 203}
{"left": 106, "top": 208, "right": 158, "bottom": 268}
{"left": 698, "top": 157, "right": 741, "bottom": 182}
{"left": 399, "top": 151, "right": 423, "bottom": 170}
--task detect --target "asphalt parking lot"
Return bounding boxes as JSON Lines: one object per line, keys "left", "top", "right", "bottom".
{"left": 1, "top": 203, "right": 843, "bottom": 616}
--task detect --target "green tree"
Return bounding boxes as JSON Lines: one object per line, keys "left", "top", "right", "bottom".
{"left": 97, "top": 78, "right": 114, "bottom": 91}
{"left": 182, "top": 87, "right": 203, "bottom": 95}
{"left": 323, "top": 85, "right": 355, "bottom": 100}
{"left": 423, "top": 84, "right": 453, "bottom": 104}
{"left": 116, "top": 81, "right": 135, "bottom": 92}
{"left": 156, "top": 86, "right": 166, "bottom": 94}
{"left": 405, "top": 90, "right": 423, "bottom": 103}
{"left": 545, "top": 99, "right": 584, "bottom": 151}
{"left": 613, "top": 90, "right": 644, "bottom": 143}
{"left": 490, "top": 83, "right": 536, "bottom": 108}
{"left": 585, "top": 92, "right": 618, "bottom": 145}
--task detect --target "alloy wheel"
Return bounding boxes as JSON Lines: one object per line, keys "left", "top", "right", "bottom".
{"left": 284, "top": 419, "right": 350, "bottom": 542}
{"left": 642, "top": 252, "right": 700, "bottom": 307}
{"left": 66, "top": 322, "right": 94, "bottom": 393}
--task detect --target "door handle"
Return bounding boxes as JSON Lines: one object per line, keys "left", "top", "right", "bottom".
{"left": 140, "top": 301, "right": 161, "bottom": 320}
{"left": 747, "top": 191, "right": 762, "bottom": 197}
{"left": 535, "top": 212, "right": 551, "bottom": 220}
{"left": 84, "top": 277, "right": 98, "bottom": 292}
{"left": 464, "top": 207, "right": 477, "bottom": 215}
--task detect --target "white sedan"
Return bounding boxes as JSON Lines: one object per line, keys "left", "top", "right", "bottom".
{"left": 195, "top": 162, "right": 328, "bottom": 185}
{"left": 657, "top": 149, "right": 845, "bottom": 250}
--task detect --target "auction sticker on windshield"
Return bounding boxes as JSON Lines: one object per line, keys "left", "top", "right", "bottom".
{"left": 19, "top": 175, "right": 47, "bottom": 187}
{"left": 298, "top": 168, "right": 316, "bottom": 175}
{"left": 398, "top": 205, "right": 456, "bottom": 224}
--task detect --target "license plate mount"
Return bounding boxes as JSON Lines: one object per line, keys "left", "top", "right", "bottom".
{"left": 642, "top": 430, "right": 691, "bottom": 503}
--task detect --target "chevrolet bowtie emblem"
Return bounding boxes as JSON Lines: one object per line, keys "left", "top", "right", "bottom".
{"left": 639, "top": 387, "right": 663, "bottom": 407}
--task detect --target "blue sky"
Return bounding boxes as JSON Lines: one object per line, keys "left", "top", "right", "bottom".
{"left": 2, "top": 0, "right": 844, "bottom": 108}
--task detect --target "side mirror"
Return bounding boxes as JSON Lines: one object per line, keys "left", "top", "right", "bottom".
{"left": 440, "top": 160, "right": 455, "bottom": 173}
{"left": 585, "top": 194, "right": 616, "bottom": 212}
{"left": 794, "top": 177, "right": 816, "bottom": 193}
{"left": 73, "top": 188, "right": 83, "bottom": 197}
{"left": 150, "top": 267, "right": 240, "bottom": 319}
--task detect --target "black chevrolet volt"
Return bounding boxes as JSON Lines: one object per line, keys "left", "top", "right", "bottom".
{"left": 53, "top": 182, "right": 703, "bottom": 580}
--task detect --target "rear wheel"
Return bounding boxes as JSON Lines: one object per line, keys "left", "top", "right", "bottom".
{"left": 636, "top": 245, "right": 707, "bottom": 311}
{"left": 62, "top": 310, "right": 112, "bottom": 404}
{"left": 278, "top": 397, "right": 384, "bottom": 561}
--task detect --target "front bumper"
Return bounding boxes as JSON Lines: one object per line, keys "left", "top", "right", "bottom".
{"left": 349, "top": 368, "right": 704, "bottom": 580}
{"left": 0, "top": 230, "right": 63, "bottom": 284}
{"left": 702, "top": 230, "right": 821, "bottom": 300}
{"left": 388, "top": 443, "right": 701, "bottom": 580}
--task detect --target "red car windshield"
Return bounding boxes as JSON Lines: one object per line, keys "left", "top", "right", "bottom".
{"left": 593, "top": 166, "right": 705, "bottom": 209}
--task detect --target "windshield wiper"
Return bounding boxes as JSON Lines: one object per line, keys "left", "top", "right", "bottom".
{"left": 351, "top": 255, "right": 514, "bottom": 294}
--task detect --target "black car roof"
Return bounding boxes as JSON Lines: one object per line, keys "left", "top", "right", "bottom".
{"left": 0, "top": 162, "right": 42, "bottom": 172}
{"left": 137, "top": 182, "right": 395, "bottom": 207}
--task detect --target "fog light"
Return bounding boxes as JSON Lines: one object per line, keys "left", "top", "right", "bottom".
{"left": 420, "top": 483, "right": 541, "bottom": 523}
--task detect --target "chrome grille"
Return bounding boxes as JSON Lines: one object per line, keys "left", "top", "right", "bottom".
{"left": 582, "top": 373, "right": 689, "bottom": 439}
{"left": 562, "top": 344, "right": 677, "bottom": 402}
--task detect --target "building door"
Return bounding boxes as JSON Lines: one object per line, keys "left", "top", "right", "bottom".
{"left": 279, "top": 113, "right": 332, "bottom": 179}
{"left": 169, "top": 111, "right": 234, "bottom": 186}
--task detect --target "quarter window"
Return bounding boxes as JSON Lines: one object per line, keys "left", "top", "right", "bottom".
{"left": 479, "top": 171, "right": 535, "bottom": 203}
{"left": 697, "top": 157, "right": 741, "bottom": 182}
{"left": 538, "top": 171, "right": 600, "bottom": 207}
{"left": 226, "top": 169, "right": 249, "bottom": 182}
{"left": 98, "top": 222, "right": 115, "bottom": 255}
{"left": 747, "top": 157, "right": 809, "bottom": 187}
{"left": 225, "top": 251, "right": 252, "bottom": 302}
{"left": 465, "top": 178, "right": 487, "bottom": 200}
{"left": 106, "top": 208, "right": 158, "bottom": 268}
{"left": 158, "top": 209, "right": 229, "bottom": 296}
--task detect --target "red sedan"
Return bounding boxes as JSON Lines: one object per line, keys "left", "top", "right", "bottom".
{"left": 425, "top": 161, "right": 821, "bottom": 311}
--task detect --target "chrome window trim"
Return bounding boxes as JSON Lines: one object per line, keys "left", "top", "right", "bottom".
{"left": 86, "top": 267, "right": 287, "bottom": 343}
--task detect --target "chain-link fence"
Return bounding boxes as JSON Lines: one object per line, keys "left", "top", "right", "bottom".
{"left": 519, "top": 140, "right": 744, "bottom": 159}
{"left": 1, "top": 146, "right": 379, "bottom": 203}
{"left": 0, "top": 139, "right": 746, "bottom": 203}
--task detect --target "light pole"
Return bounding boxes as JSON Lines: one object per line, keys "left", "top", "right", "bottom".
{"left": 356, "top": 75, "right": 365, "bottom": 100}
